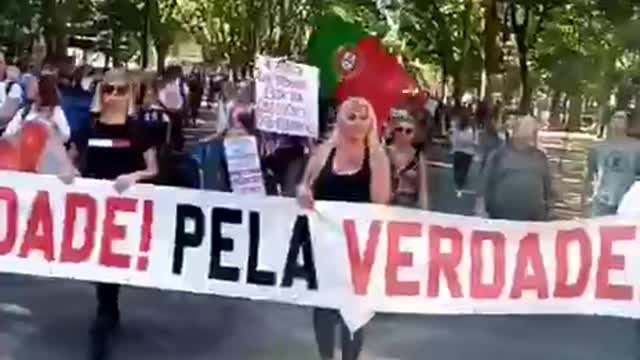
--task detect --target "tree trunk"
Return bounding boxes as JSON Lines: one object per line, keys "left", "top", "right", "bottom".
{"left": 630, "top": 90, "right": 640, "bottom": 136}
{"left": 42, "top": 0, "right": 56, "bottom": 61}
{"left": 155, "top": 43, "right": 168, "bottom": 73}
{"left": 566, "top": 95, "right": 582, "bottom": 131}
{"left": 453, "top": 69, "right": 463, "bottom": 107}
{"left": 509, "top": 4, "right": 532, "bottom": 115}
{"left": 41, "top": 0, "right": 68, "bottom": 62}
{"left": 517, "top": 50, "right": 531, "bottom": 114}
{"left": 597, "top": 102, "right": 609, "bottom": 138}
{"left": 111, "top": 34, "right": 121, "bottom": 68}
{"left": 482, "top": 0, "right": 500, "bottom": 99}
{"left": 54, "top": 32, "right": 67, "bottom": 61}
{"left": 616, "top": 84, "right": 633, "bottom": 111}
{"left": 548, "top": 90, "right": 562, "bottom": 129}
{"left": 440, "top": 59, "right": 448, "bottom": 99}
{"left": 141, "top": 0, "right": 151, "bottom": 68}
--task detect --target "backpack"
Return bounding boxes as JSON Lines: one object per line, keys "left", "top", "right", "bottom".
{"left": 154, "top": 102, "right": 197, "bottom": 188}
{"left": 5, "top": 81, "right": 16, "bottom": 96}
{"left": 5, "top": 81, "right": 26, "bottom": 105}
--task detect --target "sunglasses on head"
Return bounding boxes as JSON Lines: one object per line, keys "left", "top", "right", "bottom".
{"left": 102, "top": 84, "right": 129, "bottom": 96}
{"left": 394, "top": 126, "right": 414, "bottom": 135}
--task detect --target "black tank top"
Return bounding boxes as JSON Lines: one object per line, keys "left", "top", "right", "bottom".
{"left": 313, "top": 147, "right": 371, "bottom": 203}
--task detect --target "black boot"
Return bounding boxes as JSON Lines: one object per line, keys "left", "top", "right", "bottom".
{"left": 88, "top": 283, "right": 122, "bottom": 359}
{"left": 88, "top": 309, "right": 120, "bottom": 360}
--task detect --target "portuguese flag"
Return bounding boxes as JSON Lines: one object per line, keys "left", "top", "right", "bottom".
{"left": 307, "top": 14, "right": 425, "bottom": 132}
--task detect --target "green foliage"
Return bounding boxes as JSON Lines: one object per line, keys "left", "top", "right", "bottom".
{"left": 5, "top": 0, "right": 640, "bottom": 121}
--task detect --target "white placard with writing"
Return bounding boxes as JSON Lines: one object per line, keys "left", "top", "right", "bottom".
{"left": 255, "top": 55, "right": 319, "bottom": 138}
{"left": 223, "top": 135, "right": 265, "bottom": 195}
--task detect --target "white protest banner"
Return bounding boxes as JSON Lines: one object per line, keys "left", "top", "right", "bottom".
{"left": 1, "top": 172, "right": 640, "bottom": 331}
{"left": 618, "top": 181, "right": 640, "bottom": 217}
{"left": 255, "top": 55, "right": 319, "bottom": 138}
{"left": 223, "top": 135, "right": 265, "bottom": 195}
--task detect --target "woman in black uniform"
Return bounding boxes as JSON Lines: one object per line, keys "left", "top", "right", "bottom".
{"left": 85, "top": 69, "right": 160, "bottom": 335}
{"left": 297, "top": 97, "right": 391, "bottom": 360}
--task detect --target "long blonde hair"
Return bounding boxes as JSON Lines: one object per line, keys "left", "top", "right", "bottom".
{"left": 328, "top": 97, "right": 381, "bottom": 149}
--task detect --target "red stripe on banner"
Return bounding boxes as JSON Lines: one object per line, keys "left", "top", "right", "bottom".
{"left": 137, "top": 200, "right": 154, "bottom": 271}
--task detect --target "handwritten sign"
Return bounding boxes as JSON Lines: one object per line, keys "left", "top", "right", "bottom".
{"left": 223, "top": 135, "right": 266, "bottom": 195}
{"left": 255, "top": 55, "right": 319, "bottom": 138}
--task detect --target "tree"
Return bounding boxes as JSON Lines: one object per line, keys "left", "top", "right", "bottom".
{"left": 505, "top": 0, "right": 566, "bottom": 114}
{"left": 148, "top": 0, "right": 182, "bottom": 71}
{"left": 0, "top": 1, "right": 36, "bottom": 59}
{"left": 175, "top": 0, "right": 320, "bottom": 71}
{"left": 400, "top": 0, "right": 483, "bottom": 103}
{"left": 481, "top": 0, "right": 501, "bottom": 98}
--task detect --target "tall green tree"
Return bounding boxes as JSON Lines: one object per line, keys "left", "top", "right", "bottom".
{"left": 400, "top": 0, "right": 483, "bottom": 102}
{"left": 505, "top": 0, "right": 567, "bottom": 114}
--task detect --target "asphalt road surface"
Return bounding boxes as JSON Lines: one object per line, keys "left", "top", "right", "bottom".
{"left": 1, "top": 133, "right": 638, "bottom": 360}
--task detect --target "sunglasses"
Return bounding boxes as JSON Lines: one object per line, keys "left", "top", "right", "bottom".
{"left": 347, "top": 113, "right": 369, "bottom": 121}
{"left": 394, "top": 127, "right": 414, "bottom": 135}
{"left": 102, "top": 84, "right": 129, "bottom": 96}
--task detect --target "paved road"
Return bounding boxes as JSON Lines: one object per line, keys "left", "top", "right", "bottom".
{"left": 2, "top": 131, "right": 636, "bottom": 360}
{"left": 0, "top": 276, "right": 636, "bottom": 360}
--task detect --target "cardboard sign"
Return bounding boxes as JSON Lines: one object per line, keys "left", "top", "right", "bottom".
{"left": 223, "top": 135, "right": 265, "bottom": 195}
{"left": 255, "top": 55, "right": 319, "bottom": 138}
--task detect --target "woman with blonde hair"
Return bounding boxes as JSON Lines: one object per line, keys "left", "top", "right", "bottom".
{"left": 297, "top": 97, "right": 391, "bottom": 360}
{"left": 387, "top": 109, "right": 429, "bottom": 209}
{"left": 84, "top": 70, "right": 161, "bottom": 353}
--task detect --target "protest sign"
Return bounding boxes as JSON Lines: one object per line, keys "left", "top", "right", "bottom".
{"left": 1, "top": 172, "right": 640, "bottom": 332}
{"left": 223, "top": 135, "right": 265, "bottom": 195}
{"left": 255, "top": 55, "right": 319, "bottom": 138}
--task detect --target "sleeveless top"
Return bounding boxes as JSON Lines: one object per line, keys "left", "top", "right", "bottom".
{"left": 389, "top": 148, "right": 420, "bottom": 206}
{"left": 313, "top": 147, "right": 371, "bottom": 203}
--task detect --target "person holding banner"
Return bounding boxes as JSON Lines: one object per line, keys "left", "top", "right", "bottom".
{"left": 297, "top": 97, "right": 390, "bottom": 360}
{"left": 84, "top": 69, "right": 160, "bottom": 344}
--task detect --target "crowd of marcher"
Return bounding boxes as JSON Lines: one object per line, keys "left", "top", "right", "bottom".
{"left": 2, "top": 48, "right": 640, "bottom": 360}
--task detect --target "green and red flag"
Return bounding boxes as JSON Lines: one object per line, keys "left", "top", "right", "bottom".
{"left": 307, "top": 15, "right": 426, "bottom": 133}
{"left": 306, "top": 14, "right": 368, "bottom": 98}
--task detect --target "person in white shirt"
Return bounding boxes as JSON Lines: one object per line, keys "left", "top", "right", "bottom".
{"left": 3, "top": 74, "right": 71, "bottom": 142}
{"left": 158, "top": 65, "right": 189, "bottom": 111}
{"left": 450, "top": 108, "right": 476, "bottom": 196}
{"left": 0, "top": 55, "right": 23, "bottom": 129}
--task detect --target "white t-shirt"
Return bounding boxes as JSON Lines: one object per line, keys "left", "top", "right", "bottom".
{"left": 451, "top": 125, "right": 476, "bottom": 155}
{"left": 0, "top": 80, "right": 23, "bottom": 108}
{"left": 4, "top": 106, "right": 71, "bottom": 142}
{"left": 159, "top": 79, "right": 189, "bottom": 110}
